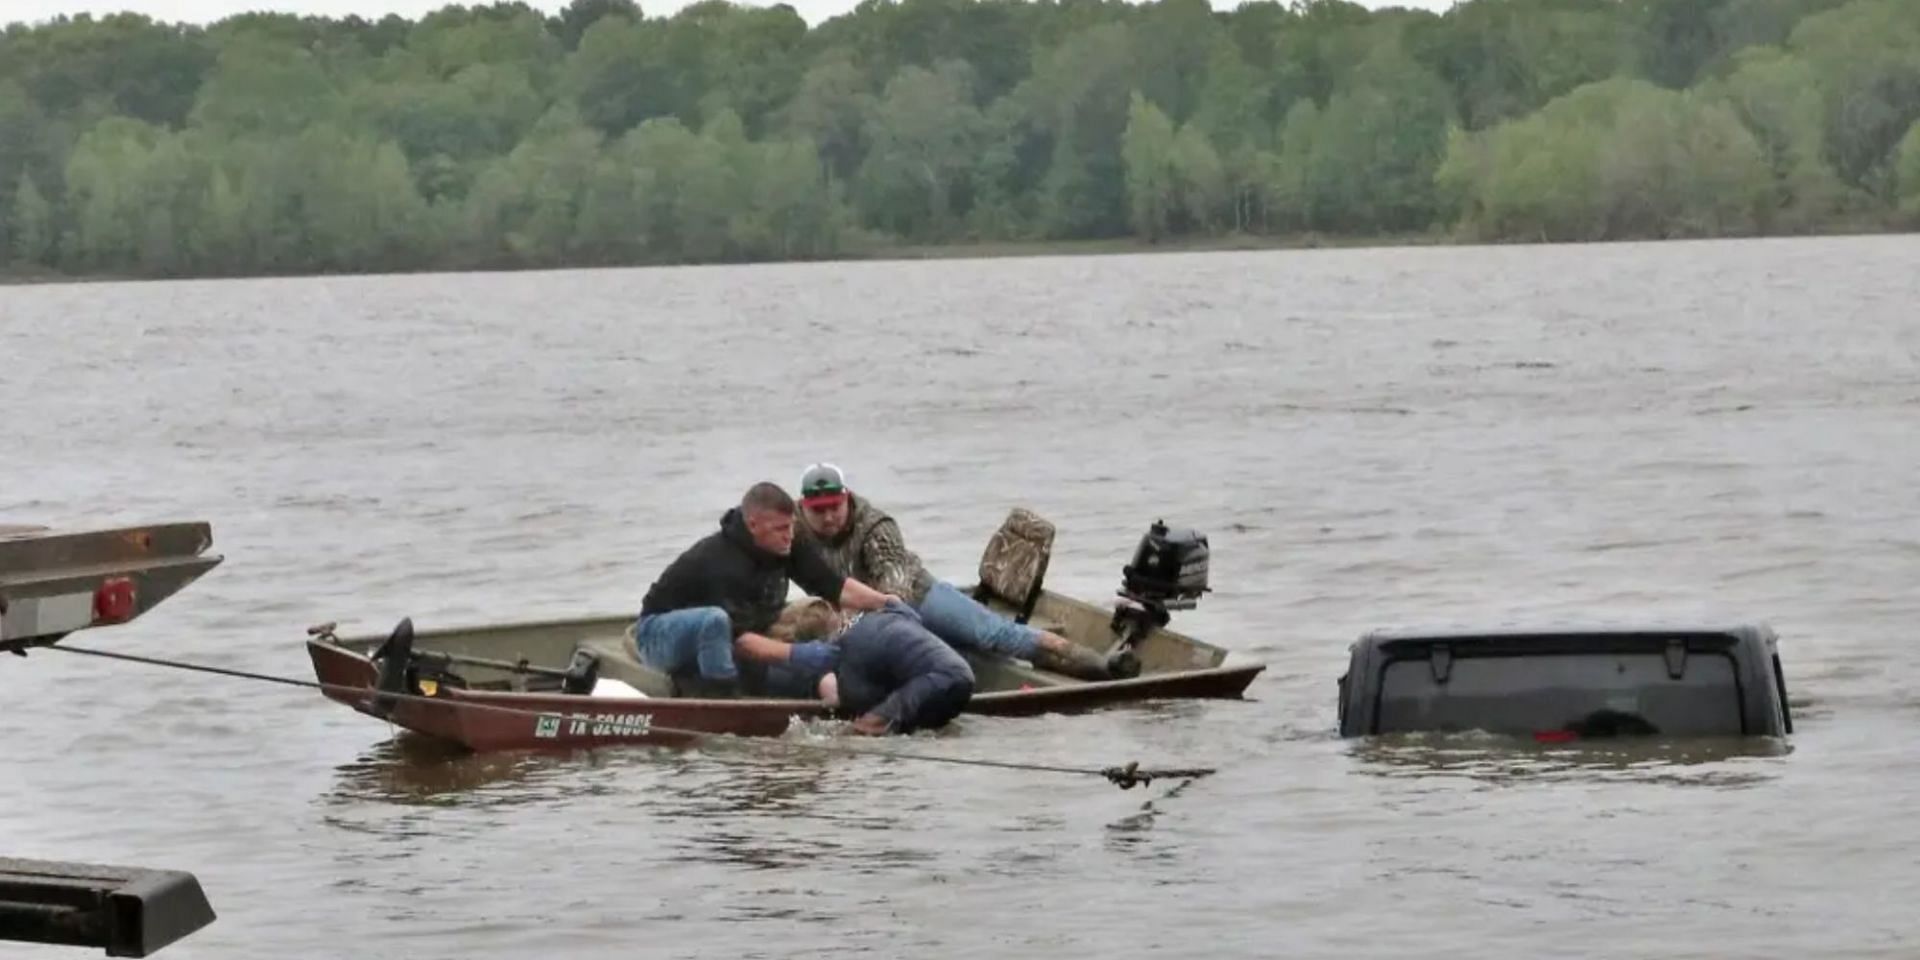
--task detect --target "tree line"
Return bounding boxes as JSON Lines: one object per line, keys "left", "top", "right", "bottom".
{"left": 2, "top": 0, "right": 1917, "bottom": 279}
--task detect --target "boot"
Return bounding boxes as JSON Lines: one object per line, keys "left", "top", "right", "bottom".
{"left": 1030, "top": 640, "right": 1125, "bottom": 682}
{"left": 850, "top": 712, "right": 893, "bottom": 736}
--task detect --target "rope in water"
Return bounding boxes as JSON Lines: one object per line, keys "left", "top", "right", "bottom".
{"left": 37, "top": 643, "right": 1214, "bottom": 790}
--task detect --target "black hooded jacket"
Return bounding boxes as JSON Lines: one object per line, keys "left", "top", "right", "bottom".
{"left": 639, "top": 508, "right": 845, "bottom": 638}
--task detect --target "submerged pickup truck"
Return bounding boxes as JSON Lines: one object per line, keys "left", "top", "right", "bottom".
{"left": 1337, "top": 623, "right": 1793, "bottom": 740}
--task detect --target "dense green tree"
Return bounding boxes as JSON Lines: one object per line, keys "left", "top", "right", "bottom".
{"left": 1, "top": 0, "right": 1914, "bottom": 280}
{"left": 1710, "top": 46, "right": 1853, "bottom": 227}
{"left": 779, "top": 52, "right": 874, "bottom": 185}
{"left": 854, "top": 61, "right": 981, "bottom": 236}
{"left": 1122, "top": 92, "right": 1176, "bottom": 240}
{"left": 549, "top": 0, "right": 641, "bottom": 51}
{"left": 1784, "top": 0, "right": 1920, "bottom": 196}
{"left": 1439, "top": 77, "right": 1771, "bottom": 240}
{"left": 1897, "top": 121, "right": 1920, "bottom": 223}
{"left": 12, "top": 174, "right": 55, "bottom": 265}
{"left": 1303, "top": 42, "right": 1456, "bottom": 231}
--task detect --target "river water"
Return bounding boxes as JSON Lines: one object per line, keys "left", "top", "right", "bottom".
{"left": 4, "top": 236, "right": 1918, "bottom": 958}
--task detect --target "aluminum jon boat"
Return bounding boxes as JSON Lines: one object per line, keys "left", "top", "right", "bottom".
{"left": 305, "top": 512, "right": 1265, "bottom": 751}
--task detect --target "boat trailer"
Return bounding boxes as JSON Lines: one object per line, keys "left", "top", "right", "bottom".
{"left": 2, "top": 522, "right": 223, "bottom": 956}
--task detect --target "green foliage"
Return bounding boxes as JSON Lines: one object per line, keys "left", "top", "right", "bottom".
{"left": 779, "top": 52, "right": 873, "bottom": 185}
{"left": 1708, "top": 46, "right": 1854, "bottom": 227}
{"left": 189, "top": 38, "right": 346, "bottom": 137}
{"left": 12, "top": 174, "right": 55, "bottom": 265}
{"left": 1413, "top": 0, "right": 1631, "bottom": 130}
{"left": 1122, "top": 92, "right": 1177, "bottom": 240}
{"left": 1440, "top": 77, "right": 1773, "bottom": 240}
{"left": 1304, "top": 42, "right": 1457, "bottom": 232}
{"left": 1785, "top": 0, "right": 1920, "bottom": 195}
{"left": 1897, "top": 121, "right": 1920, "bottom": 224}
{"left": 854, "top": 61, "right": 981, "bottom": 237}
{"left": 1, "top": 0, "right": 1915, "bottom": 279}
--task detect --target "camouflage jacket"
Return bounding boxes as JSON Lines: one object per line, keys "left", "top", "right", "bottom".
{"left": 800, "top": 494, "right": 939, "bottom": 606}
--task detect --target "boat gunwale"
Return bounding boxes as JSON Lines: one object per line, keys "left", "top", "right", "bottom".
{"left": 316, "top": 611, "right": 644, "bottom": 655}
{"left": 966, "top": 663, "right": 1264, "bottom": 701}
{"left": 308, "top": 637, "right": 1263, "bottom": 701}
{"left": 312, "top": 586, "right": 1231, "bottom": 661}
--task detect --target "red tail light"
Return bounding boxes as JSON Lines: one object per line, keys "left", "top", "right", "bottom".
{"left": 94, "top": 577, "right": 136, "bottom": 623}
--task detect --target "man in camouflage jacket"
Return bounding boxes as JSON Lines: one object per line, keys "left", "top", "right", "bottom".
{"left": 790, "top": 463, "right": 1115, "bottom": 681}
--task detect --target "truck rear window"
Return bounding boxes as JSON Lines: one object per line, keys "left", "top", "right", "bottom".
{"left": 1376, "top": 651, "right": 1743, "bottom": 736}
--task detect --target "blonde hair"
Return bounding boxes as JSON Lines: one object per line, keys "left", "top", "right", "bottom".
{"left": 768, "top": 598, "right": 841, "bottom": 642}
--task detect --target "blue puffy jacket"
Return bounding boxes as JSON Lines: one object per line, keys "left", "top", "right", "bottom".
{"left": 835, "top": 599, "right": 976, "bottom": 733}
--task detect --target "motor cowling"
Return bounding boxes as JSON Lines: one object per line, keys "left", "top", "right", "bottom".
{"left": 1120, "top": 520, "right": 1210, "bottom": 611}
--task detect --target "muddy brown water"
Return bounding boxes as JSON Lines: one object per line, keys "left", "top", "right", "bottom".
{"left": 4, "top": 236, "right": 1917, "bottom": 958}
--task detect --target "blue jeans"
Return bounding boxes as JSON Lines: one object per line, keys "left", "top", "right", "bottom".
{"left": 633, "top": 607, "right": 737, "bottom": 680}
{"left": 759, "top": 661, "right": 821, "bottom": 699}
{"left": 913, "top": 580, "right": 1042, "bottom": 660}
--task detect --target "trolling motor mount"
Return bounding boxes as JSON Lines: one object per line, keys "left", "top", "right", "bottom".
{"left": 369, "top": 617, "right": 419, "bottom": 717}
{"left": 559, "top": 647, "right": 601, "bottom": 695}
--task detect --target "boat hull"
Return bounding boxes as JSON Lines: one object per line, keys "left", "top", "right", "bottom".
{"left": 965, "top": 664, "right": 1264, "bottom": 716}
{"left": 308, "top": 636, "right": 1264, "bottom": 752}
{"left": 309, "top": 640, "right": 830, "bottom": 750}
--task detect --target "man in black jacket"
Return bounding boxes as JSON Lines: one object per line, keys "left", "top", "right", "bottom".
{"left": 636, "top": 481, "right": 895, "bottom": 697}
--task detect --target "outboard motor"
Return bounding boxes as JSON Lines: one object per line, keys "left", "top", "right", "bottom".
{"left": 1106, "top": 520, "right": 1211, "bottom": 678}
{"left": 1120, "top": 520, "right": 1211, "bottom": 611}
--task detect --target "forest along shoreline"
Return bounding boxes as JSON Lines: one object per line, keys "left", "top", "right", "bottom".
{"left": 2, "top": 0, "right": 1916, "bottom": 284}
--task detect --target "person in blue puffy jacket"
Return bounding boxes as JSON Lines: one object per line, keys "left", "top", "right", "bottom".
{"left": 768, "top": 597, "right": 976, "bottom": 735}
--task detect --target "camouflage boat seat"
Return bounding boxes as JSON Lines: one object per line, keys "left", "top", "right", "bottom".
{"left": 971, "top": 507, "right": 1055, "bottom": 625}
{"left": 575, "top": 627, "right": 680, "bottom": 698}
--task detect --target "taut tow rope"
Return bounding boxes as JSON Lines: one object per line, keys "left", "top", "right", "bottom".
{"left": 38, "top": 643, "right": 1215, "bottom": 790}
